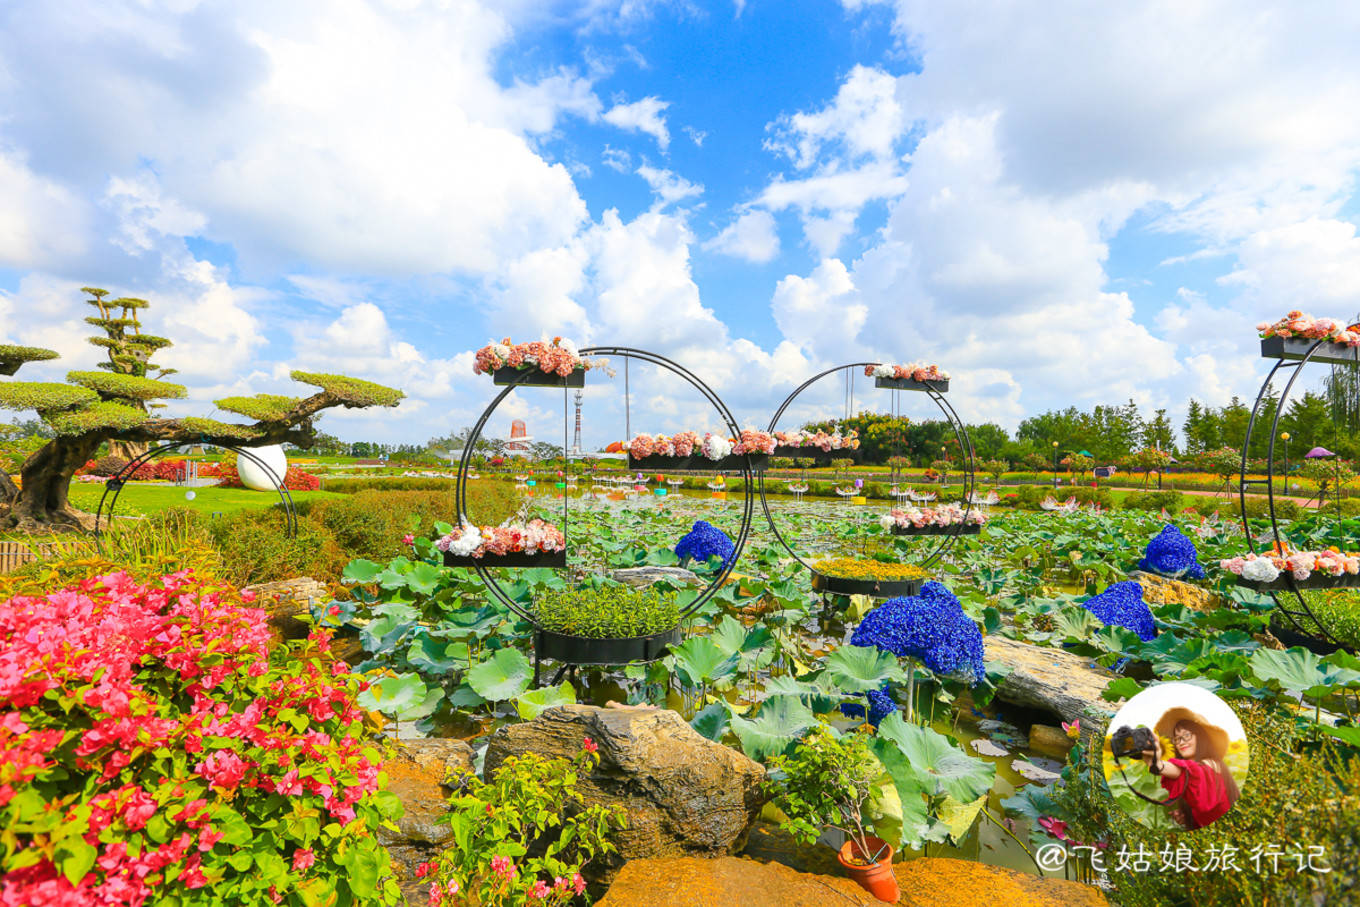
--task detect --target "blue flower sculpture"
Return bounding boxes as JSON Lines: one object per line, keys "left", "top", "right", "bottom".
{"left": 842, "top": 581, "right": 987, "bottom": 726}
{"left": 1138, "top": 523, "right": 1206, "bottom": 579}
{"left": 1081, "top": 580, "right": 1156, "bottom": 641}
{"left": 674, "top": 520, "right": 735, "bottom": 568}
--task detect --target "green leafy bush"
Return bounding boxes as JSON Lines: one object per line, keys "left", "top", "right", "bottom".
{"left": 422, "top": 744, "right": 626, "bottom": 905}
{"left": 533, "top": 586, "right": 680, "bottom": 638}
{"left": 1120, "top": 491, "right": 1186, "bottom": 512}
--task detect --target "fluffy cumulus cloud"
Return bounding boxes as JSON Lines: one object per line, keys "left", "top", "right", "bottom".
{"left": 603, "top": 96, "right": 672, "bottom": 150}
{"left": 707, "top": 210, "right": 780, "bottom": 263}
{"left": 754, "top": 0, "right": 1360, "bottom": 429}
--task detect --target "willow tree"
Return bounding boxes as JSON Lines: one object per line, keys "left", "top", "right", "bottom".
{"left": 0, "top": 287, "right": 404, "bottom": 531}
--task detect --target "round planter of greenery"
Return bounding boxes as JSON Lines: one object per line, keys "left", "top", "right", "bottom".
{"left": 532, "top": 586, "right": 684, "bottom": 666}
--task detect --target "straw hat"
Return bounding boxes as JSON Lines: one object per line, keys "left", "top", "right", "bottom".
{"left": 1155, "top": 707, "right": 1230, "bottom": 762}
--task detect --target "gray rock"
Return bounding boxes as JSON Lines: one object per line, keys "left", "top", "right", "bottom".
{"left": 985, "top": 636, "right": 1122, "bottom": 732}
{"left": 609, "top": 566, "right": 702, "bottom": 587}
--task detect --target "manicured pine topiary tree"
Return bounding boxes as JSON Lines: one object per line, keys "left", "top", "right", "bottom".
{"left": 0, "top": 287, "right": 405, "bottom": 531}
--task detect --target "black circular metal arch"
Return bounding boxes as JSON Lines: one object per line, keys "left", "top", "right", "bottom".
{"left": 760, "top": 361, "right": 976, "bottom": 577}
{"left": 454, "top": 345, "right": 755, "bottom": 624}
{"left": 93, "top": 441, "right": 298, "bottom": 552}
{"left": 1239, "top": 338, "right": 1342, "bottom": 644}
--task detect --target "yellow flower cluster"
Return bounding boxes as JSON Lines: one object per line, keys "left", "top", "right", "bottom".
{"left": 813, "top": 558, "right": 931, "bottom": 581}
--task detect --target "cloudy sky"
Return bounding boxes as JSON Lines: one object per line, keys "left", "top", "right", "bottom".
{"left": 3, "top": 0, "right": 1359, "bottom": 448}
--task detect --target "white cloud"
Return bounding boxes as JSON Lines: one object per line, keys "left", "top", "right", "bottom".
{"left": 707, "top": 210, "right": 780, "bottom": 263}
{"left": 0, "top": 149, "right": 89, "bottom": 269}
{"left": 636, "top": 164, "right": 703, "bottom": 208}
{"left": 765, "top": 64, "right": 906, "bottom": 169}
{"left": 603, "top": 96, "right": 671, "bottom": 149}
{"left": 601, "top": 145, "right": 632, "bottom": 172}
{"left": 771, "top": 258, "right": 865, "bottom": 355}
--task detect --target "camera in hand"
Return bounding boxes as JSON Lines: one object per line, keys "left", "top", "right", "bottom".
{"left": 1110, "top": 725, "right": 1158, "bottom": 759}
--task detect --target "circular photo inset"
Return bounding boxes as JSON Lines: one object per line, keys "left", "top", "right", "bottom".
{"left": 1102, "top": 682, "right": 1248, "bottom": 831}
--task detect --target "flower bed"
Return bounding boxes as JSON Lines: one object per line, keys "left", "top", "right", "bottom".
{"left": 473, "top": 337, "right": 596, "bottom": 387}
{"left": 0, "top": 570, "right": 398, "bottom": 906}
{"left": 436, "top": 519, "right": 566, "bottom": 566}
{"left": 881, "top": 503, "right": 987, "bottom": 535}
{"left": 865, "top": 362, "right": 949, "bottom": 392}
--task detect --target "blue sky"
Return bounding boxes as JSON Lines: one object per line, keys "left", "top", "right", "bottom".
{"left": 2, "top": 0, "right": 1360, "bottom": 448}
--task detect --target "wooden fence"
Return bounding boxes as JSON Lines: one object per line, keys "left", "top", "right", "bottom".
{"left": 0, "top": 540, "right": 67, "bottom": 574}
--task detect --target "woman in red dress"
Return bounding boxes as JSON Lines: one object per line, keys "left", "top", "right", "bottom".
{"left": 1138, "top": 706, "right": 1239, "bottom": 829}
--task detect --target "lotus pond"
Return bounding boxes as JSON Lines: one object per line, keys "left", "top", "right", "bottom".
{"left": 324, "top": 488, "right": 1360, "bottom": 896}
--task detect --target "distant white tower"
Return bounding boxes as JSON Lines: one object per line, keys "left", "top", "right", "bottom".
{"left": 572, "top": 389, "right": 584, "bottom": 456}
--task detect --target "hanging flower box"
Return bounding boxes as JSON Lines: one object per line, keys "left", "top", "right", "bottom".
{"left": 890, "top": 524, "right": 982, "bottom": 537}
{"left": 443, "top": 550, "right": 567, "bottom": 569}
{"left": 1268, "top": 613, "right": 1346, "bottom": 656}
{"left": 474, "top": 338, "right": 595, "bottom": 387}
{"left": 875, "top": 376, "right": 948, "bottom": 392}
{"left": 1259, "top": 335, "right": 1360, "bottom": 367}
{"left": 1234, "top": 572, "right": 1360, "bottom": 592}
{"left": 811, "top": 572, "right": 925, "bottom": 598}
{"left": 628, "top": 453, "right": 768, "bottom": 472}
{"left": 866, "top": 363, "right": 949, "bottom": 393}
{"left": 535, "top": 626, "right": 682, "bottom": 665}
{"left": 491, "top": 366, "right": 585, "bottom": 388}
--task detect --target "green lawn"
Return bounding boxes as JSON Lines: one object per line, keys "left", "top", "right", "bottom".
{"left": 67, "top": 482, "right": 347, "bottom": 516}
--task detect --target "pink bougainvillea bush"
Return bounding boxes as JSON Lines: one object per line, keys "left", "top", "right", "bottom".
{"left": 0, "top": 570, "right": 402, "bottom": 906}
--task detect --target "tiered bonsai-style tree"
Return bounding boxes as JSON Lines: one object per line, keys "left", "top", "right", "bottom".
{"left": 0, "top": 287, "right": 404, "bottom": 531}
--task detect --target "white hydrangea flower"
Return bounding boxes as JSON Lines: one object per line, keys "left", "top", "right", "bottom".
{"left": 491, "top": 342, "right": 511, "bottom": 360}
{"left": 1241, "top": 558, "right": 1280, "bottom": 583}
{"left": 879, "top": 515, "right": 895, "bottom": 531}
{"left": 702, "top": 434, "right": 733, "bottom": 460}
{"left": 559, "top": 337, "right": 579, "bottom": 358}
{"left": 448, "top": 525, "right": 483, "bottom": 557}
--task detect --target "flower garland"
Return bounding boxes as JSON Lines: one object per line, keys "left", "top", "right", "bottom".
{"left": 1220, "top": 547, "right": 1360, "bottom": 584}
{"left": 865, "top": 362, "right": 950, "bottom": 382}
{"left": 436, "top": 519, "right": 565, "bottom": 558}
{"left": 771, "top": 429, "right": 860, "bottom": 451}
{"left": 1257, "top": 311, "right": 1360, "bottom": 347}
{"left": 879, "top": 503, "right": 988, "bottom": 530}
{"left": 625, "top": 429, "right": 775, "bottom": 460}
{"left": 473, "top": 337, "right": 597, "bottom": 377}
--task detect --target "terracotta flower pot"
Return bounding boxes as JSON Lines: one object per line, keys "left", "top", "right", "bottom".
{"left": 837, "top": 836, "right": 899, "bottom": 903}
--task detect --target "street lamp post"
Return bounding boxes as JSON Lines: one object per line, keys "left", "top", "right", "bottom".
{"left": 1280, "top": 432, "right": 1291, "bottom": 499}
{"left": 1052, "top": 440, "right": 1060, "bottom": 489}
{"left": 940, "top": 445, "right": 948, "bottom": 488}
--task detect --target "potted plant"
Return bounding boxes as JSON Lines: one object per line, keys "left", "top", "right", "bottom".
{"left": 532, "top": 584, "right": 683, "bottom": 665}
{"left": 766, "top": 723, "right": 900, "bottom": 903}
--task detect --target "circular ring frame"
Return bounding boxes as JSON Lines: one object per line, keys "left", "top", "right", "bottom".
{"left": 760, "top": 362, "right": 976, "bottom": 580}
{"left": 1239, "top": 338, "right": 1353, "bottom": 647}
{"left": 93, "top": 441, "right": 298, "bottom": 551}
{"left": 454, "top": 346, "right": 755, "bottom": 625}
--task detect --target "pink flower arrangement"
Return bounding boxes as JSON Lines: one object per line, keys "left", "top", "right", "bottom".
{"left": 0, "top": 571, "right": 394, "bottom": 906}
{"left": 473, "top": 337, "right": 590, "bottom": 377}
{"left": 866, "top": 362, "right": 950, "bottom": 382}
{"left": 1258, "top": 311, "right": 1360, "bottom": 347}
{"left": 734, "top": 429, "right": 776, "bottom": 455}
{"left": 1220, "top": 547, "right": 1360, "bottom": 584}
{"left": 435, "top": 519, "right": 566, "bottom": 558}
{"left": 625, "top": 431, "right": 741, "bottom": 461}
{"left": 772, "top": 429, "right": 859, "bottom": 451}
{"left": 880, "top": 503, "right": 988, "bottom": 530}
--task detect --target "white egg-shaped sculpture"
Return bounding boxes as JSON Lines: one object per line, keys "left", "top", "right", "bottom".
{"left": 237, "top": 445, "right": 289, "bottom": 492}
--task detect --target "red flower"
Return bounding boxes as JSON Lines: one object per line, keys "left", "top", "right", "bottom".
{"left": 292, "top": 847, "right": 316, "bottom": 872}
{"left": 582, "top": 737, "right": 598, "bottom": 755}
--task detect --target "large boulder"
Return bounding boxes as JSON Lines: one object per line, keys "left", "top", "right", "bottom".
{"left": 985, "top": 636, "right": 1121, "bottom": 733}
{"left": 376, "top": 738, "right": 475, "bottom": 905}
{"left": 484, "top": 704, "right": 765, "bottom": 881}
{"left": 1129, "top": 570, "right": 1218, "bottom": 613}
{"left": 596, "top": 855, "right": 1109, "bottom": 906}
